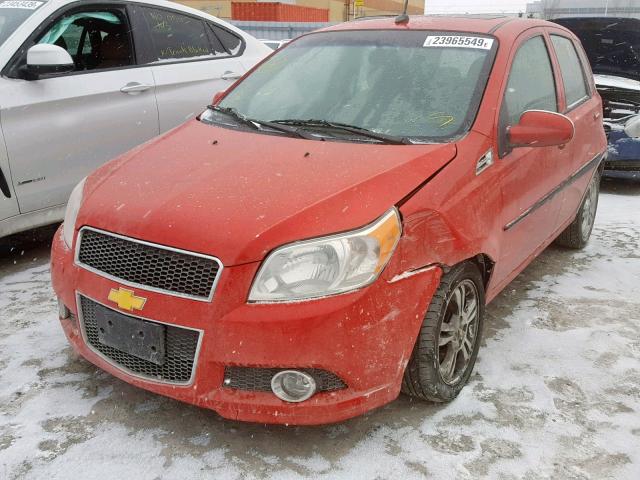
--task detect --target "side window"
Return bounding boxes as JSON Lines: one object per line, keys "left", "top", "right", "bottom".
{"left": 503, "top": 36, "right": 558, "bottom": 127}
{"left": 141, "top": 7, "right": 215, "bottom": 62}
{"left": 499, "top": 35, "right": 558, "bottom": 156}
{"left": 550, "top": 35, "right": 590, "bottom": 109}
{"left": 206, "top": 26, "right": 228, "bottom": 57}
{"left": 51, "top": 22, "right": 82, "bottom": 54}
{"left": 210, "top": 23, "right": 243, "bottom": 56}
{"left": 38, "top": 11, "right": 132, "bottom": 72}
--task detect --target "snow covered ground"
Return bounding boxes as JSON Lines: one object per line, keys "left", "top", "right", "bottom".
{"left": 1, "top": 177, "right": 639, "bottom": 480}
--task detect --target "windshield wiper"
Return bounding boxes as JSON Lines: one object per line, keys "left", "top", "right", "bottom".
{"left": 206, "top": 106, "right": 314, "bottom": 140}
{"left": 271, "top": 119, "right": 413, "bottom": 145}
{"left": 207, "top": 105, "right": 259, "bottom": 130}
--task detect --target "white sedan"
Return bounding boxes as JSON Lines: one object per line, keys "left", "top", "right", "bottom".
{"left": 260, "top": 39, "right": 290, "bottom": 50}
{"left": 0, "top": 0, "right": 270, "bottom": 238}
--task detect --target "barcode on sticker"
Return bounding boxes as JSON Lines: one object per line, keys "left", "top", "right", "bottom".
{"left": 0, "top": 1, "right": 43, "bottom": 9}
{"left": 424, "top": 36, "right": 494, "bottom": 50}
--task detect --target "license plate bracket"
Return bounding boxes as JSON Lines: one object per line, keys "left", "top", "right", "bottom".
{"left": 95, "top": 306, "right": 166, "bottom": 366}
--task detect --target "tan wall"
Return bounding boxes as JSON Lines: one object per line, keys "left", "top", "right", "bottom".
{"left": 295, "top": 0, "right": 344, "bottom": 21}
{"left": 352, "top": 0, "right": 423, "bottom": 17}
{"left": 176, "top": 0, "right": 233, "bottom": 19}
{"left": 174, "top": 0, "right": 423, "bottom": 22}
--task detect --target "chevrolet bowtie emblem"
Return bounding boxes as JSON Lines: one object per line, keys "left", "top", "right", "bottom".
{"left": 108, "top": 287, "right": 147, "bottom": 312}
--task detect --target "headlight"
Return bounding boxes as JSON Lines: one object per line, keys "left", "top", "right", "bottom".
{"left": 249, "top": 208, "right": 401, "bottom": 302}
{"left": 625, "top": 115, "right": 640, "bottom": 138}
{"left": 62, "top": 177, "right": 86, "bottom": 248}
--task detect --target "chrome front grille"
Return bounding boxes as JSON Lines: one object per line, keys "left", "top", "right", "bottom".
{"left": 223, "top": 366, "right": 347, "bottom": 392}
{"left": 78, "top": 295, "right": 201, "bottom": 384}
{"left": 76, "top": 227, "right": 222, "bottom": 300}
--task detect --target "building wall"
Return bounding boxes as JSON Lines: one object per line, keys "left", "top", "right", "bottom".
{"left": 229, "top": 19, "right": 334, "bottom": 39}
{"left": 526, "top": 0, "right": 640, "bottom": 19}
{"left": 178, "top": 0, "right": 234, "bottom": 18}
{"left": 295, "top": 0, "right": 344, "bottom": 21}
{"left": 174, "top": 0, "right": 422, "bottom": 22}
{"left": 232, "top": 2, "right": 330, "bottom": 21}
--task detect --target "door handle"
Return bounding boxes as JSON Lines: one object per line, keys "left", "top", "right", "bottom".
{"left": 593, "top": 112, "right": 601, "bottom": 121}
{"left": 120, "top": 82, "right": 153, "bottom": 94}
{"left": 221, "top": 71, "right": 242, "bottom": 81}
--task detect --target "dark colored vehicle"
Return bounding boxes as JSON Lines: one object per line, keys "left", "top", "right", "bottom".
{"left": 553, "top": 17, "right": 640, "bottom": 172}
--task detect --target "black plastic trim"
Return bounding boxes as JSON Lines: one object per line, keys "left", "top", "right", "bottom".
{"left": 0, "top": 167, "right": 11, "bottom": 198}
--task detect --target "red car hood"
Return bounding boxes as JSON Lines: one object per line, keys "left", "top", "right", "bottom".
{"left": 79, "top": 121, "right": 456, "bottom": 266}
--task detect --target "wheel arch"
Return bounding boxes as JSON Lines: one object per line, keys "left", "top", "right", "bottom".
{"left": 441, "top": 253, "right": 495, "bottom": 291}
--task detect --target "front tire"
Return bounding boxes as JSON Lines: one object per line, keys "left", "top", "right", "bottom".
{"left": 555, "top": 171, "right": 600, "bottom": 249}
{"left": 402, "top": 263, "right": 485, "bottom": 402}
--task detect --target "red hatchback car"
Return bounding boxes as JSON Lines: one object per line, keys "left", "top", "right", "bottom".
{"left": 51, "top": 16, "right": 607, "bottom": 425}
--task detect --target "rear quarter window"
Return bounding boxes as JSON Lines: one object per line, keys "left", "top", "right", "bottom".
{"left": 210, "top": 23, "right": 243, "bottom": 55}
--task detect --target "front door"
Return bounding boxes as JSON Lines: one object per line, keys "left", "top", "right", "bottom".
{"left": 0, "top": 121, "right": 19, "bottom": 224}
{"left": 1, "top": 5, "right": 159, "bottom": 213}
{"left": 492, "top": 33, "right": 571, "bottom": 287}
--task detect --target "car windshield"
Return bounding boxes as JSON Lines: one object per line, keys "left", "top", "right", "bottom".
{"left": 209, "top": 30, "right": 497, "bottom": 142}
{"left": 0, "top": 1, "right": 45, "bottom": 48}
{"left": 554, "top": 18, "right": 640, "bottom": 82}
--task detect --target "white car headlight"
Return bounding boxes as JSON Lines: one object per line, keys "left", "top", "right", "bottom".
{"left": 249, "top": 208, "right": 402, "bottom": 302}
{"left": 62, "top": 177, "right": 86, "bottom": 248}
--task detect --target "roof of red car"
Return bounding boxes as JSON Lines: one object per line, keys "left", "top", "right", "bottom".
{"left": 322, "top": 15, "right": 556, "bottom": 38}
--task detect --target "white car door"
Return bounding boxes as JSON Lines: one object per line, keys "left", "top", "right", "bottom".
{"left": 0, "top": 123, "right": 19, "bottom": 223}
{"left": 1, "top": 4, "right": 159, "bottom": 214}
{"left": 130, "top": 5, "right": 250, "bottom": 132}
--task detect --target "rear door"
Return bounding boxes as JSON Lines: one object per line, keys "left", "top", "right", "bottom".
{"left": 547, "top": 30, "right": 605, "bottom": 224}
{"left": 492, "top": 32, "right": 570, "bottom": 285}
{"left": 130, "top": 5, "right": 246, "bottom": 132}
{"left": 1, "top": 3, "right": 159, "bottom": 214}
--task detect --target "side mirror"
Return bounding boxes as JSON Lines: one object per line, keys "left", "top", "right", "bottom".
{"left": 211, "top": 91, "right": 226, "bottom": 105}
{"left": 625, "top": 115, "right": 640, "bottom": 138}
{"left": 508, "top": 110, "right": 575, "bottom": 149}
{"left": 25, "top": 44, "right": 74, "bottom": 80}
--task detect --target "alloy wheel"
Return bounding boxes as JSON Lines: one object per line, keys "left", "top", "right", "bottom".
{"left": 437, "top": 279, "right": 480, "bottom": 385}
{"left": 581, "top": 176, "right": 599, "bottom": 242}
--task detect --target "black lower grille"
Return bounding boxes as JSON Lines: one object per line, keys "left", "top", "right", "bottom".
{"left": 79, "top": 296, "right": 200, "bottom": 384}
{"left": 77, "top": 228, "right": 221, "bottom": 299}
{"left": 605, "top": 160, "right": 640, "bottom": 171}
{"left": 224, "top": 366, "right": 347, "bottom": 392}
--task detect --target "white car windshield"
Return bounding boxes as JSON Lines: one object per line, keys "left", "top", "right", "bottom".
{"left": 0, "top": 1, "right": 45, "bottom": 47}
{"left": 215, "top": 30, "right": 498, "bottom": 141}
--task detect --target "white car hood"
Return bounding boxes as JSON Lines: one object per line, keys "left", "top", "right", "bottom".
{"left": 594, "top": 74, "right": 640, "bottom": 92}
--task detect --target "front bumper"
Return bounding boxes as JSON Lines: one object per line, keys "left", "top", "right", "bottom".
{"left": 605, "top": 130, "right": 640, "bottom": 172}
{"left": 51, "top": 227, "right": 441, "bottom": 425}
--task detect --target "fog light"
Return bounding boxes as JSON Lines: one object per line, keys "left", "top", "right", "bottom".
{"left": 58, "top": 299, "right": 70, "bottom": 319}
{"left": 271, "top": 370, "right": 317, "bottom": 403}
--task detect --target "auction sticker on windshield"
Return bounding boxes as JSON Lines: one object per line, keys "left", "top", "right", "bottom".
{"left": 424, "top": 35, "right": 494, "bottom": 50}
{"left": 0, "top": 1, "right": 43, "bottom": 9}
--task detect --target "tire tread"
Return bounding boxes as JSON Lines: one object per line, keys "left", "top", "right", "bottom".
{"left": 402, "top": 263, "right": 484, "bottom": 402}
{"left": 554, "top": 171, "right": 601, "bottom": 249}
